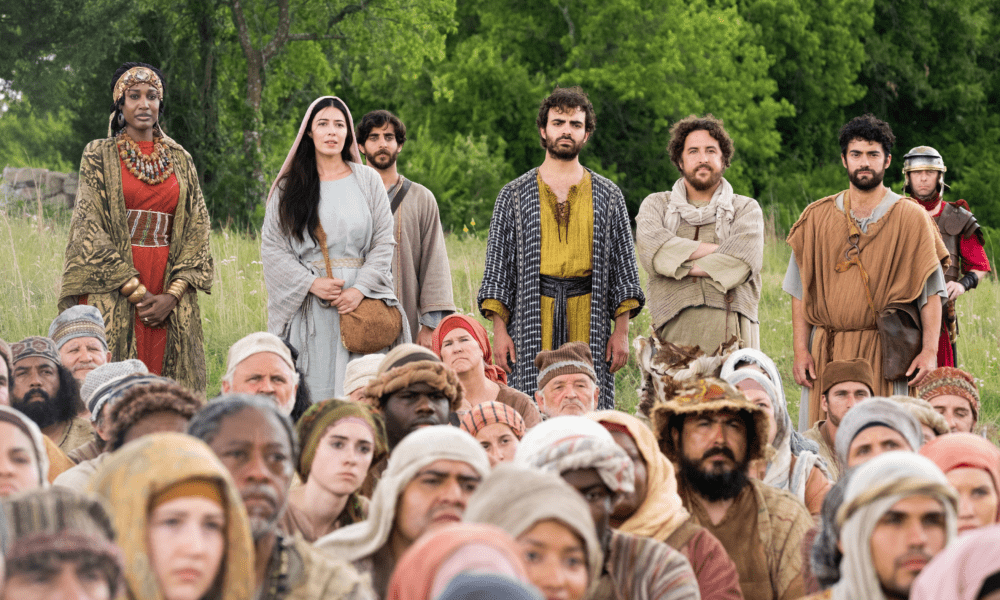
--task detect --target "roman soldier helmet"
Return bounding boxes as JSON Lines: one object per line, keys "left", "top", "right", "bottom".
{"left": 903, "top": 146, "right": 948, "bottom": 195}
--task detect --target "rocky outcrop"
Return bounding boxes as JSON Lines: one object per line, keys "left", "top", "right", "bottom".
{"left": 1, "top": 166, "right": 78, "bottom": 208}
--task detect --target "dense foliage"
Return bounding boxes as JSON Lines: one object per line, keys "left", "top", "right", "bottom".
{"left": 2, "top": 0, "right": 999, "bottom": 239}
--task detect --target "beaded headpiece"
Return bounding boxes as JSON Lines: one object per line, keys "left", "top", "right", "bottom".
{"left": 113, "top": 66, "right": 163, "bottom": 104}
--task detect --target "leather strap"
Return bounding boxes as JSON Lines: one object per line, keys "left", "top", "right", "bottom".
{"left": 390, "top": 177, "right": 412, "bottom": 215}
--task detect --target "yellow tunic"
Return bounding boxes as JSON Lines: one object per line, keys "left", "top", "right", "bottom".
{"left": 484, "top": 172, "right": 638, "bottom": 349}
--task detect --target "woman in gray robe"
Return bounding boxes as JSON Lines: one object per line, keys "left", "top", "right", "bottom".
{"left": 262, "top": 96, "right": 408, "bottom": 401}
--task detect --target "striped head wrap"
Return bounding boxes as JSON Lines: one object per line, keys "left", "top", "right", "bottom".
{"left": 459, "top": 402, "right": 526, "bottom": 439}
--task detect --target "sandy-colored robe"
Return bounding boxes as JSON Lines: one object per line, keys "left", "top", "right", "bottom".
{"left": 58, "top": 136, "right": 213, "bottom": 393}
{"left": 636, "top": 182, "right": 763, "bottom": 352}
{"left": 390, "top": 177, "right": 455, "bottom": 340}
{"left": 681, "top": 478, "right": 813, "bottom": 600}
{"left": 787, "top": 192, "right": 948, "bottom": 425}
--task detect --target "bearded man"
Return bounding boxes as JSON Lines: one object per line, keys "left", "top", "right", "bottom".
{"left": 478, "top": 86, "right": 644, "bottom": 409}
{"left": 9, "top": 337, "right": 92, "bottom": 455}
{"left": 902, "top": 146, "right": 991, "bottom": 367}
{"left": 653, "top": 377, "right": 813, "bottom": 600}
{"left": 357, "top": 110, "right": 455, "bottom": 346}
{"left": 637, "top": 114, "right": 764, "bottom": 352}
{"left": 785, "top": 115, "right": 949, "bottom": 429}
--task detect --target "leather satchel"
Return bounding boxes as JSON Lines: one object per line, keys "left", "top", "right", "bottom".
{"left": 876, "top": 302, "right": 922, "bottom": 381}
{"left": 314, "top": 223, "right": 401, "bottom": 354}
{"left": 838, "top": 192, "right": 922, "bottom": 381}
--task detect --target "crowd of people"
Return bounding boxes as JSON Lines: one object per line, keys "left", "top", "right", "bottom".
{"left": 0, "top": 61, "right": 995, "bottom": 600}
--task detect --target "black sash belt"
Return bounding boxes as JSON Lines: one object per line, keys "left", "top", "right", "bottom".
{"left": 539, "top": 274, "right": 593, "bottom": 348}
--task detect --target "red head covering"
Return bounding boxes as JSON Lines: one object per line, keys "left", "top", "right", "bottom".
{"left": 432, "top": 314, "right": 507, "bottom": 385}
{"left": 386, "top": 523, "right": 529, "bottom": 600}
{"left": 920, "top": 433, "right": 1000, "bottom": 520}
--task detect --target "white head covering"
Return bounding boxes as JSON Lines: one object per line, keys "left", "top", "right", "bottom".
{"left": 222, "top": 332, "right": 298, "bottom": 384}
{"left": 315, "top": 425, "right": 490, "bottom": 561}
{"left": 81, "top": 359, "right": 149, "bottom": 420}
{"left": 724, "top": 365, "right": 829, "bottom": 502}
{"left": 343, "top": 353, "right": 385, "bottom": 396}
{"left": 0, "top": 406, "right": 50, "bottom": 488}
{"left": 514, "top": 416, "right": 634, "bottom": 495}
{"left": 832, "top": 451, "right": 957, "bottom": 600}
{"left": 835, "top": 398, "right": 924, "bottom": 467}
{"left": 266, "top": 96, "right": 361, "bottom": 204}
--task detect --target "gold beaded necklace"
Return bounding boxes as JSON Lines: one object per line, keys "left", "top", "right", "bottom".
{"left": 116, "top": 131, "right": 174, "bottom": 185}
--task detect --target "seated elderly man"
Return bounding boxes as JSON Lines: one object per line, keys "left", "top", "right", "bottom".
{"left": 49, "top": 305, "right": 112, "bottom": 384}
{"left": 918, "top": 367, "right": 980, "bottom": 433}
{"left": 221, "top": 332, "right": 299, "bottom": 416}
{"left": 69, "top": 359, "right": 148, "bottom": 463}
{"left": 653, "top": 377, "right": 813, "bottom": 600}
{"left": 188, "top": 394, "right": 372, "bottom": 600}
{"left": 9, "top": 337, "right": 91, "bottom": 455}
{"left": 316, "top": 425, "right": 490, "bottom": 599}
{"left": 533, "top": 342, "right": 600, "bottom": 418}
{"left": 834, "top": 398, "right": 924, "bottom": 472}
{"left": 54, "top": 374, "right": 201, "bottom": 490}
{"left": 801, "top": 358, "right": 874, "bottom": 482}
{"left": 0, "top": 487, "right": 126, "bottom": 600}
{"left": 802, "top": 452, "right": 957, "bottom": 600}
{"left": 516, "top": 416, "right": 700, "bottom": 600}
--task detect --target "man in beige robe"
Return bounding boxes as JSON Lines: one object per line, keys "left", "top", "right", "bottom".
{"left": 785, "top": 115, "right": 949, "bottom": 430}
{"left": 636, "top": 114, "right": 763, "bottom": 352}
{"left": 357, "top": 110, "right": 455, "bottom": 347}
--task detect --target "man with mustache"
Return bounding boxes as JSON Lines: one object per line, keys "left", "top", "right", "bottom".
{"left": 533, "top": 342, "right": 600, "bottom": 418}
{"left": 317, "top": 426, "right": 490, "bottom": 599}
{"left": 9, "top": 337, "right": 92, "bottom": 455}
{"left": 189, "top": 394, "right": 372, "bottom": 600}
{"left": 478, "top": 86, "right": 644, "bottom": 409}
{"left": 801, "top": 451, "right": 957, "bottom": 600}
{"left": 636, "top": 115, "right": 764, "bottom": 354}
{"left": 356, "top": 110, "right": 455, "bottom": 347}
{"left": 48, "top": 305, "right": 112, "bottom": 384}
{"left": 785, "top": 115, "right": 949, "bottom": 430}
{"left": 221, "top": 332, "right": 299, "bottom": 418}
{"left": 653, "top": 377, "right": 813, "bottom": 600}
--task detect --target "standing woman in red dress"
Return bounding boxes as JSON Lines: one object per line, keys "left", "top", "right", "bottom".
{"left": 58, "top": 62, "right": 214, "bottom": 393}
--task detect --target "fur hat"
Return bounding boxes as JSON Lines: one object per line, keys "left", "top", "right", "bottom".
{"left": 651, "top": 377, "right": 769, "bottom": 463}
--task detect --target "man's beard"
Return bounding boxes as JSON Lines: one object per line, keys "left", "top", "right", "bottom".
{"left": 679, "top": 447, "right": 750, "bottom": 502}
{"left": 849, "top": 165, "right": 885, "bottom": 191}
{"left": 683, "top": 164, "right": 724, "bottom": 192}
{"left": 368, "top": 149, "right": 400, "bottom": 170}
{"left": 13, "top": 383, "right": 78, "bottom": 430}
{"left": 544, "top": 134, "right": 584, "bottom": 161}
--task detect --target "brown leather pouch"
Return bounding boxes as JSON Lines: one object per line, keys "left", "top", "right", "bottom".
{"left": 876, "top": 302, "right": 922, "bottom": 381}
{"left": 340, "top": 298, "right": 401, "bottom": 354}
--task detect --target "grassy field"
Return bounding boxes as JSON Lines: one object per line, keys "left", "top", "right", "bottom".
{"left": 1, "top": 204, "right": 997, "bottom": 425}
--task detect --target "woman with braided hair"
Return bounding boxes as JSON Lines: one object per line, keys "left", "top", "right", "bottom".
{"left": 58, "top": 62, "right": 213, "bottom": 392}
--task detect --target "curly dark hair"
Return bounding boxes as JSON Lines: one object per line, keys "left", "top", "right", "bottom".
{"left": 838, "top": 114, "right": 895, "bottom": 157}
{"left": 535, "top": 86, "right": 596, "bottom": 148}
{"left": 356, "top": 110, "right": 407, "bottom": 147}
{"left": 109, "top": 62, "right": 167, "bottom": 137}
{"left": 667, "top": 114, "right": 734, "bottom": 170}
{"left": 108, "top": 382, "right": 203, "bottom": 451}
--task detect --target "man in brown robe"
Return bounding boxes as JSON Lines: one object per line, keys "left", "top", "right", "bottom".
{"left": 652, "top": 377, "right": 813, "bottom": 600}
{"left": 357, "top": 110, "right": 455, "bottom": 347}
{"left": 785, "top": 115, "right": 949, "bottom": 429}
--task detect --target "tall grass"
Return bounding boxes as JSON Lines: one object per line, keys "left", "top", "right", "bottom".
{"left": 1, "top": 207, "right": 997, "bottom": 425}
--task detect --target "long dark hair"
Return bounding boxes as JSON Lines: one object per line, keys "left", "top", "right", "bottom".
{"left": 278, "top": 97, "right": 356, "bottom": 244}
{"left": 109, "top": 62, "right": 167, "bottom": 137}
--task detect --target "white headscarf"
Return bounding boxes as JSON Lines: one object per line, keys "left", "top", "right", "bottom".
{"left": 832, "top": 451, "right": 957, "bottom": 600}
{"left": 722, "top": 350, "right": 829, "bottom": 501}
{"left": 835, "top": 398, "right": 924, "bottom": 468}
{"left": 0, "top": 405, "right": 50, "bottom": 488}
{"left": 315, "top": 425, "right": 490, "bottom": 561}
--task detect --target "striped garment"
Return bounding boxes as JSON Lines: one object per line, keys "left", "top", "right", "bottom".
{"left": 477, "top": 168, "right": 644, "bottom": 409}
{"left": 592, "top": 529, "right": 700, "bottom": 600}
